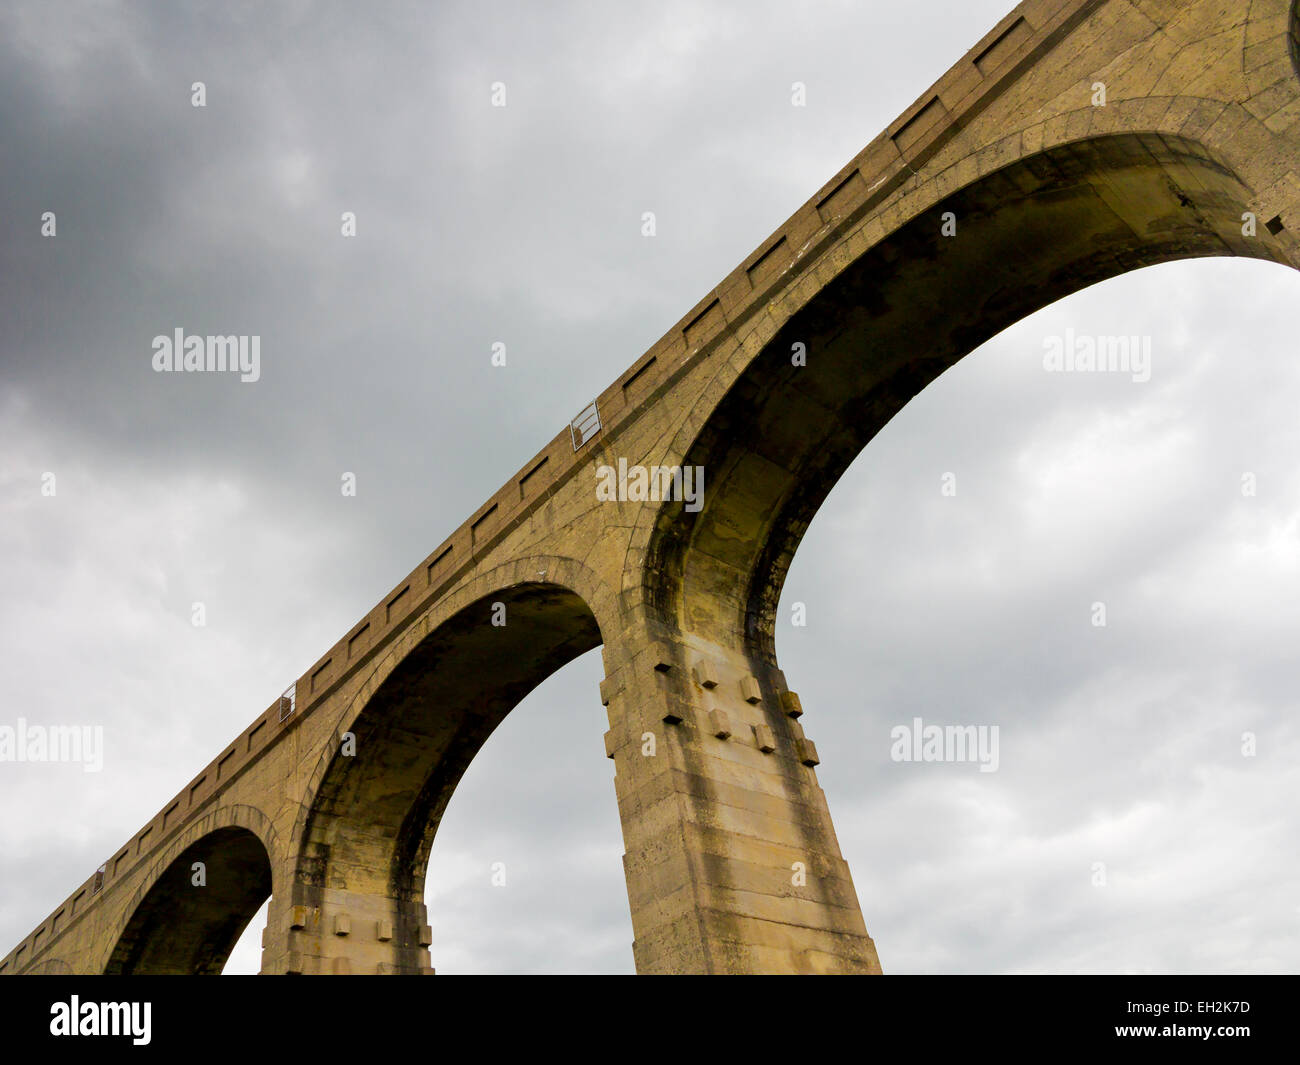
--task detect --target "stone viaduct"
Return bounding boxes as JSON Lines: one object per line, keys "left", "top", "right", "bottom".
{"left": 5, "top": 0, "right": 1300, "bottom": 975}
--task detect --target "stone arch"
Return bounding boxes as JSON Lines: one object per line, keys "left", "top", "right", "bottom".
{"left": 640, "top": 128, "right": 1297, "bottom": 660}
{"left": 103, "top": 804, "right": 280, "bottom": 974}
{"left": 291, "top": 556, "right": 612, "bottom": 927}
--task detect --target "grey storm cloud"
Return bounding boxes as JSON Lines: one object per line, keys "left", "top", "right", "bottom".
{"left": 1, "top": 0, "right": 1297, "bottom": 974}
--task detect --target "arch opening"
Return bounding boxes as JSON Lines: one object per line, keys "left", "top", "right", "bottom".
{"left": 296, "top": 581, "right": 603, "bottom": 929}
{"left": 769, "top": 253, "right": 1300, "bottom": 971}
{"left": 105, "top": 826, "right": 272, "bottom": 975}
{"left": 646, "top": 132, "right": 1293, "bottom": 658}
{"left": 421, "top": 645, "right": 633, "bottom": 973}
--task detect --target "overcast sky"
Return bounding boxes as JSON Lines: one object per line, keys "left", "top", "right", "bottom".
{"left": 2, "top": 0, "right": 1297, "bottom": 976}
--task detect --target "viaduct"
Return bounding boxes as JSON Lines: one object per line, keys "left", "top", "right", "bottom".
{"left": 5, "top": 0, "right": 1300, "bottom": 975}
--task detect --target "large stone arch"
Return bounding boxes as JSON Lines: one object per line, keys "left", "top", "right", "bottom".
{"left": 103, "top": 804, "right": 280, "bottom": 974}
{"left": 283, "top": 556, "right": 613, "bottom": 973}
{"left": 641, "top": 128, "right": 1296, "bottom": 661}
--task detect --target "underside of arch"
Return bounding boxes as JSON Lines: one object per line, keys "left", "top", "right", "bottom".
{"left": 297, "top": 582, "right": 601, "bottom": 908}
{"left": 1291, "top": 1, "right": 1300, "bottom": 86}
{"left": 647, "top": 131, "right": 1294, "bottom": 659}
{"left": 104, "top": 826, "right": 271, "bottom": 974}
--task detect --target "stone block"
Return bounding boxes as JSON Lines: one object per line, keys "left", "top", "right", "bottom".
{"left": 779, "top": 691, "right": 804, "bottom": 718}
{"left": 693, "top": 659, "right": 719, "bottom": 689}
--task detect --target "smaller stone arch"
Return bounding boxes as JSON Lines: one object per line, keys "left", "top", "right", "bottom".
{"left": 103, "top": 804, "right": 280, "bottom": 975}
{"left": 269, "top": 558, "right": 611, "bottom": 973}
{"left": 282, "top": 556, "right": 612, "bottom": 970}
{"left": 289, "top": 554, "right": 613, "bottom": 856}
